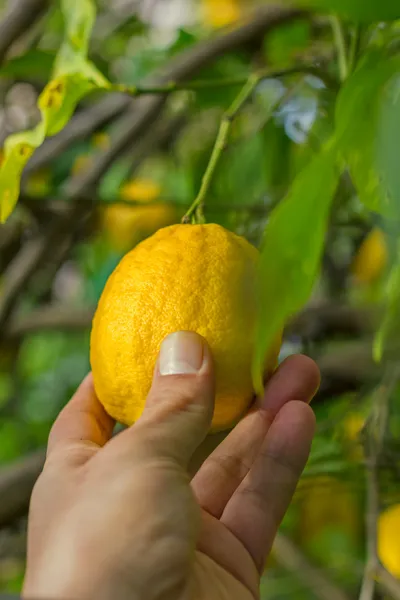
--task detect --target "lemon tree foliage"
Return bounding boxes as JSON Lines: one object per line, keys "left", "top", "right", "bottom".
{"left": 295, "top": 0, "right": 400, "bottom": 22}
{"left": 373, "top": 70, "right": 400, "bottom": 362}
{"left": 335, "top": 51, "right": 400, "bottom": 216}
{"left": 253, "top": 142, "right": 339, "bottom": 393}
{"left": 334, "top": 51, "right": 400, "bottom": 361}
{"left": 0, "top": 0, "right": 109, "bottom": 223}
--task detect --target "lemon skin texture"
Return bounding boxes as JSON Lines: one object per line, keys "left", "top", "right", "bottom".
{"left": 91, "top": 224, "right": 281, "bottom": 433}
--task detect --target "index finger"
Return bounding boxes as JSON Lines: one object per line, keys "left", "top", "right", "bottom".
{"left": 47, "top": 374, "right": 115, "bottom": 458}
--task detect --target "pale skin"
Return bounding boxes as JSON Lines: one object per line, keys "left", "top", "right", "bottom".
{"left": 23, "top": 331, "right": 320, "bottom": 600}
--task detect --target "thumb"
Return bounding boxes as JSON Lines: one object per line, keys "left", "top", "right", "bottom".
{"left": 139, "top": 331, "right": 215, "bottom": 467}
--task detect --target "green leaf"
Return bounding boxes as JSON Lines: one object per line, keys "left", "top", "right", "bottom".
{"left": 294, "top": 0, "right": 400, "bottom": 22}
{"left": 0, "top": 0, "right": 109, "bottom": 222}
{"left": 335, "top": 51, "right": 400, "bottom": 214}
{"left": 252, "top": 141, "right": 339, "bottom": 393}
{"left": 372, "top": 69, "right": 400, "bottom": 362}
{"left": 264, "top": 21, "right": 311, "bottom": 68}
{"left": 0, "top": 50, "right": 55, "bottom": 80}
{"left": 374, "top": 258, "right": 400, "bottom": 361}
{"left": 376, "top": 70, "right": 400, "bottom": 223}
{"left": 59, "top": 0, "right": 96, "bottom": 57}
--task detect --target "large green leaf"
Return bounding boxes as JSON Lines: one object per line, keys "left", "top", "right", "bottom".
{"left": 335, "top": 51, "right": 400, "bottom": 214}
{"left": 294, "top": 0, "right": 400, "bottom": 22}
{"left": 376, "top": 70, "right": 400, "bottom": 224}
{"left": 0, "top": 0, "right": 109, "bottom": 223}
{"left": 374, "top": 73, "right": 400, "bottom": 362}
{"left": 252, "top": 141, "right": 340, "bottom": 393}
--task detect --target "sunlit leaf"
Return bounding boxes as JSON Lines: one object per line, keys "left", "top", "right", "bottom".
{"left": 39, "top": 74, "right": 99, "bottom": 136}
{"left": 0, "top": 0, "right": 110, "bottom": 222}
{"left": 335, "top": 51, "right": 400, "bottom": 215}
{"left": 292, "top": 0, "right": 400, "bottom": 22}
{"left": 252, "top": 141, "right": 340, "bottom": 393}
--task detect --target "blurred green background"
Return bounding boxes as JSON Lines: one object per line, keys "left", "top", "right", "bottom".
{"left": 0, "top": 0, "right": 400, "bottom": 597}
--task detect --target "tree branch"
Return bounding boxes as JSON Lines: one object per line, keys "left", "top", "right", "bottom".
{"left": 272, "top": 533, "right": 352, "bottom": 600}
{"left": 24, "top": 93, "right": 130, "bottom": 176}
{"left": 376, "top": 565, "right": 400, "bottom": 600}
{"left": 286, "top": 302, "right": 380, "bottom": 339}
{"left": 0, "top": 204, "right": 90, "bottom": 331}
{"left": 5, "top": 304, "right": 94, "bottom": 339}
{"left": 0, "top": 0, "right": 48, "bottom": 66}
{"left": 0, "top": 451, "right": 45, "bottom": 528}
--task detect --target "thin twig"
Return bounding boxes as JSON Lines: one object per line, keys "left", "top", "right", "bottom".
{"left": 359, "top": 368, "right": 400, "bottom": 600}
{"left": 111, "top": 65, "right": 334, "bottom": 97}
{"left": 182, "top": 69, "right": 294, "bottom": 223}
{"left": 183, "top": 74, "right": 261, "bottom": 223}
{"left": 348, "top": 24, "right": 361, "bottom": 74}
{"left": 330, "top": 15, "right": 348, "bottom": 81}
{"left": 376, "top": 565, "right": 400, "bottom": 600}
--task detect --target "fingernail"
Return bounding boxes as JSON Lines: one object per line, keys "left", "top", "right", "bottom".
{"left": 159, "top": 332, "right": 204, "bottom": 376}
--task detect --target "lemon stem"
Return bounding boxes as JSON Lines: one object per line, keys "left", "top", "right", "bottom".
{"left": 182, "top": 73, "right": 263, "bottom": 224}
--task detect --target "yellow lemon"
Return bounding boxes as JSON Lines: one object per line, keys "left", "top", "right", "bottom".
{"left": 120, "top": 179, "right": 161, "bottom": 203}
{"left": 352, "top": 228, "right": 388, "bottom": 285}
{"left": 378, "top": 505, "right": 400, "bottom": 577}
{"left": 202, "top": 0, "right": 241, "bottom": 28}
{"left": 102, "top": 178, "right": 176, "bottom": 252}
{"left": 91, "top": 223, "right": 281, "bottom": 432}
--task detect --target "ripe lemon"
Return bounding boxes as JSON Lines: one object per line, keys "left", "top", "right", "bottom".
{"left": 378, "top": 504, "right": 400, "bottom": 577}
{"left": 91, "top": 223, "right": 281, "bottom": 432}
{"left": 102, "top": 179, "right": 176, "bottom": 252}
{"left": 351, "top": 228, "right": 388, "bottom": 285}
{"left": 202, "top": 0, "right": 241, "bottom": 28}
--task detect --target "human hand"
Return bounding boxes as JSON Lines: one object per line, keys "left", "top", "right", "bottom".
{"left": 23, "top": 331, "right": 319, "bottom": 600}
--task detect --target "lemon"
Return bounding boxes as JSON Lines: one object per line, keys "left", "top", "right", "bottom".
{"left": 378, "top": 505, "right": 400, "bottom": 577}
{"left": 91, "top": 223, "right": 281, "bottom": 432}
{"left": 102, "top": 179, "right": 176, "bottom": 252}
{"left": 352, "top": 228, "right": 388, "bottom": 285}
{"left": 202, "top": 0, "right": 241, "bottom": 28}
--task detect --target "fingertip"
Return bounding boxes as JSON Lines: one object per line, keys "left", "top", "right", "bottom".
{"left": 139, "top": 332, "right": 216, "bottom": 465}
{"left": 259, "top": 353, "right": 320, "bottom": 417}
{"left": 271, "top": 400, "right": 316, "bottom": 460}
{"left": 278, "top": 354, "right": 321, "bottom": 397}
